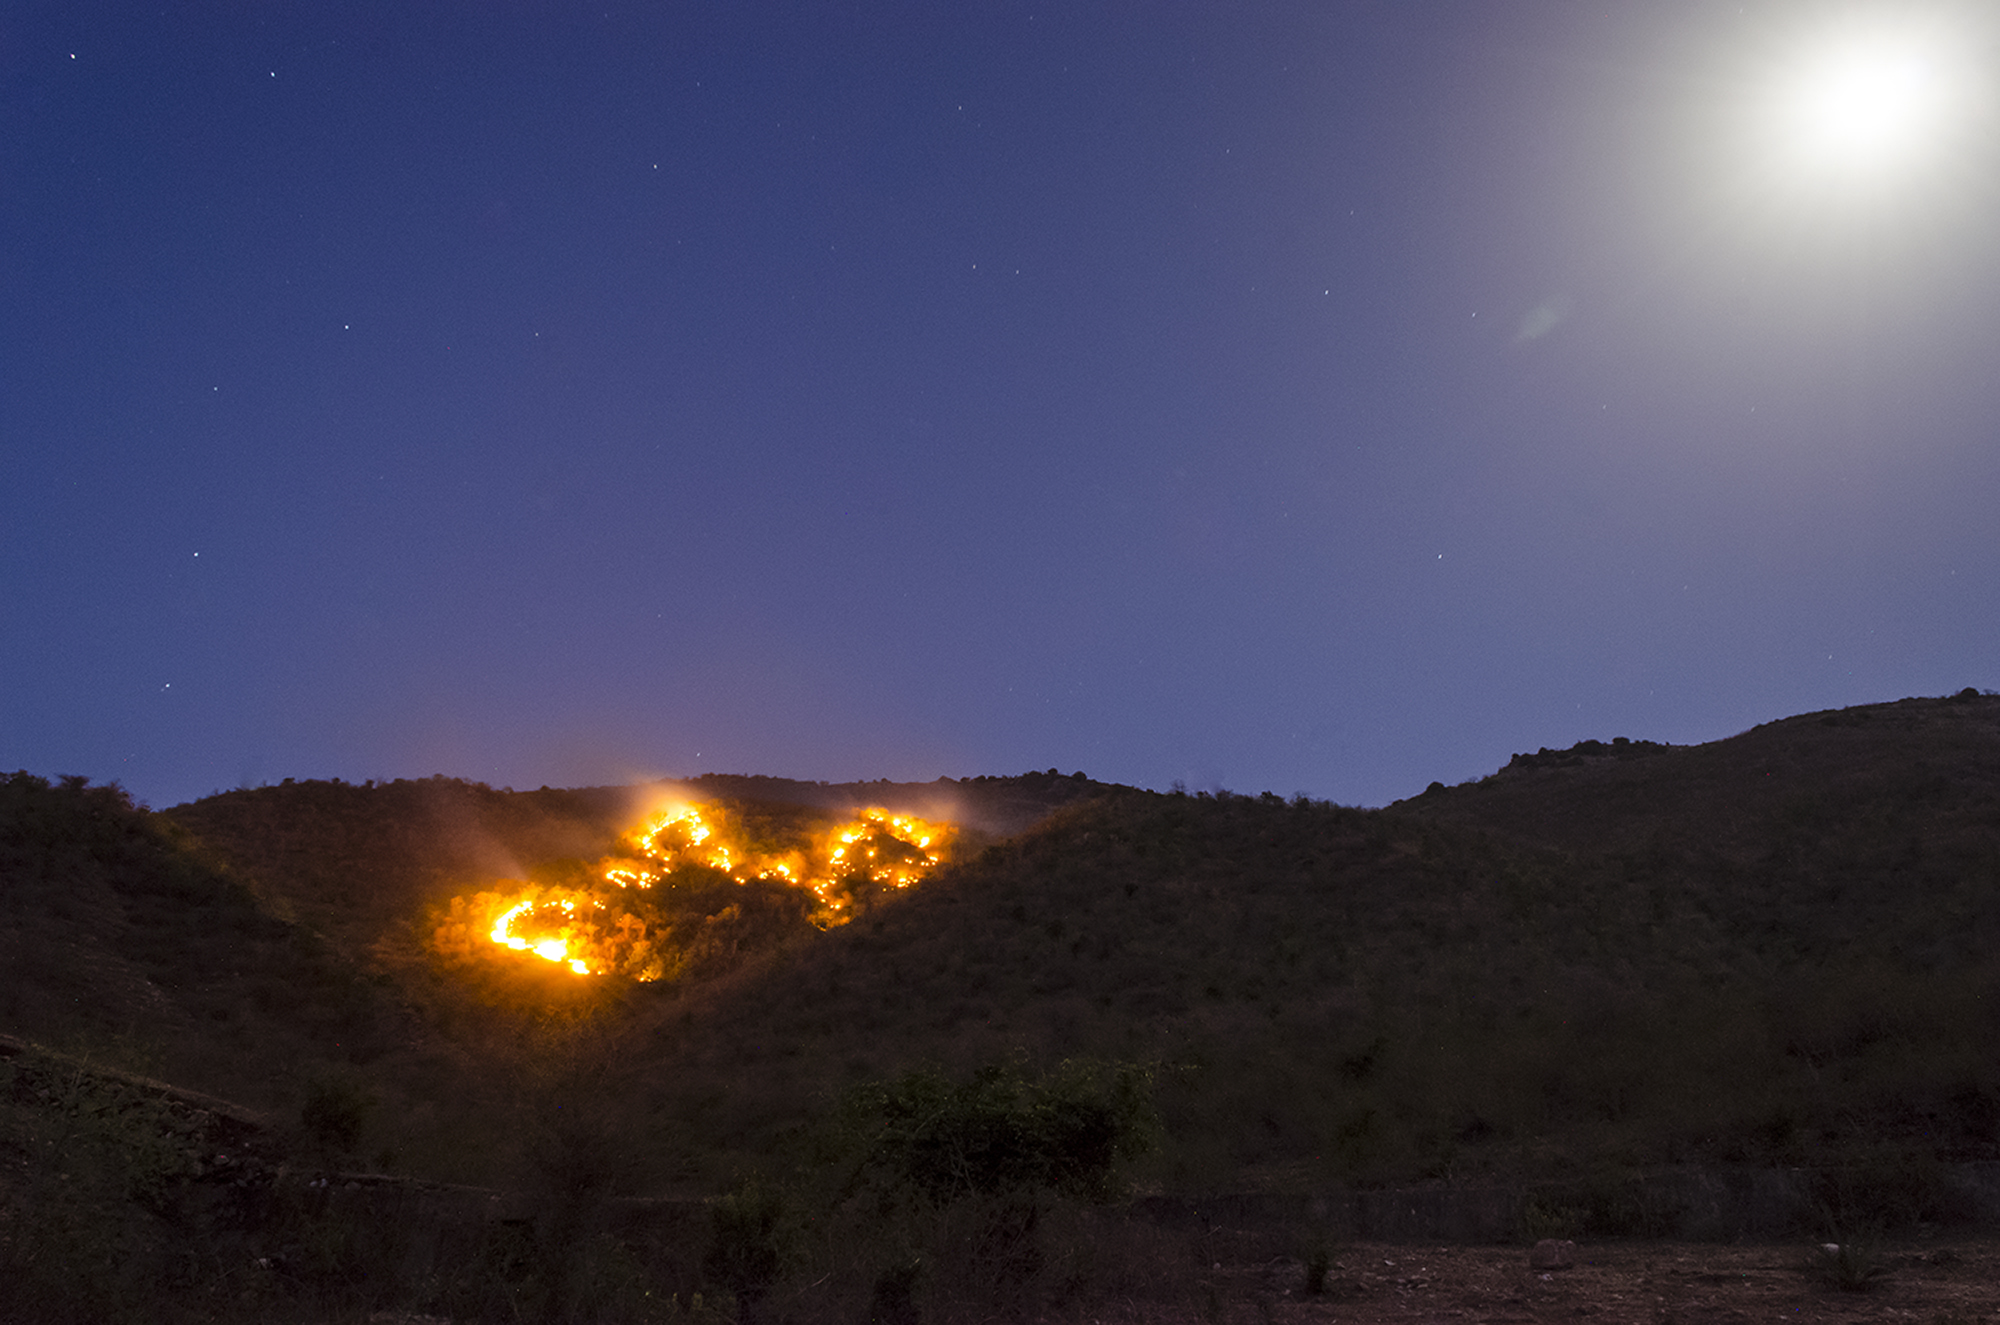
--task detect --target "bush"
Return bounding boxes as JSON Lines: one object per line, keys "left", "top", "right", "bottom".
{"left": 1803, "top": 1234, "right": 1892, "bottom": 1293}
{"left": 757, "top": 1059, "right": 1158, "bottom": 1321}
{"left": 831, "top": 1058, "right": 1158, "bottom": 1208}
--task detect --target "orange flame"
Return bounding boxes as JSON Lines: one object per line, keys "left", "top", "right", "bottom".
{"left": 457, "top": 801, "right": 955, "bottom": 980}
{"left": 488, "top": 893, "right": 597, "bottom": 974}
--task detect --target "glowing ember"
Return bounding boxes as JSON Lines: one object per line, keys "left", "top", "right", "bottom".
{"left": 487, "top": 894, "right": 598, "bottom": 974}
{"left": 444, "top": 800, "right": 956, "bottom": 980}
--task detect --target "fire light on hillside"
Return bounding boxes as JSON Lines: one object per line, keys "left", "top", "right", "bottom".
{"left": 437, "top": 801, "right": 956, "bottom": 981}
{"left": 489, "top": 896, "right": 595, "bottom": 974}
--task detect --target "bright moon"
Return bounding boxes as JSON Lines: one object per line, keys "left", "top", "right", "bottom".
{"left": 1702, "top": 4, "right": 2000, "bottom": 239}
{"left": 1772, "top": 34, "right": 1945, "bottom": 173}
{"left": 1745, "top": 13, "right": 1982, "bottom": 198}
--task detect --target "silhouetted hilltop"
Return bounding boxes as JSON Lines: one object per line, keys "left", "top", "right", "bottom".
{"left": 684, "top": 768, "right": 1113, "bottom": 835}
{"left": 1492, "top": 734, "right": 1678, "bottom": 775}
{"left": 1393, "top": 689, "right": 2000, "bottom": 871}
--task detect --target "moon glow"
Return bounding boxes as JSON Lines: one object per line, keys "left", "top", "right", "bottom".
{"left": 1769, "top": 31, "right": 1947, "bottom": 176}
{"left": 1697, "top": 6, "right": 2000, "bottom": 242}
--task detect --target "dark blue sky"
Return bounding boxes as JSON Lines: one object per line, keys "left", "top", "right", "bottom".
{"left": 6, "top": 1, "right": 1997, "bottom": 808}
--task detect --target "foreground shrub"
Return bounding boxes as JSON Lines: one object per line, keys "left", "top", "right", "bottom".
{"left": 830, "top": 1058, "right": 1158, "bottom": 1207}
{"left": 746, "top": 1058, "right": 1158, "bottom": 1322}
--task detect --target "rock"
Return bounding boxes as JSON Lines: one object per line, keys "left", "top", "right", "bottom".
{"left": 1529, "top": 1238, "right": 1577, "bottom": 1270}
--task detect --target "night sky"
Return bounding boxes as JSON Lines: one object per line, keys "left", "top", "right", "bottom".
{"left": 7, "top": 2, "right": 1998, "bottom": 810}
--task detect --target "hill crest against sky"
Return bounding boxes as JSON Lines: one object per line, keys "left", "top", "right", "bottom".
{"left": 3, "top": 689, "right": 1996, "bottom": 1195}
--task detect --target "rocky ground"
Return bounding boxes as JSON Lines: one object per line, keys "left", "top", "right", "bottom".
{"left": 1054, "top": 1234, "right": 2000, "bottom": 1324}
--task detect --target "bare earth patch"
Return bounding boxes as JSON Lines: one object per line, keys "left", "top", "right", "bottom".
{"left": 1048, "top": 1235, "right": 2000, "bottom": 1324}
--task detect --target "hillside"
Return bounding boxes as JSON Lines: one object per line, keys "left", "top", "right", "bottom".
{"left": 1394, "top": 688, "right": 2000, "bottom": 862}
{"left": 0, "top": 771, "right": 1120, "bottom": 1161}
{"left": 7, "top": 695, "right": 2000, "bottom": 1321}
{"left": 2, "top": 694, "right": 1997, "bottom": 1204}
{"left": 160, "top": 769, "right": 1108, "bottom": 975}
{"left": 615, "top": 708, "right": 2000, "bottom": 1192}
{"left": 1391, "top": 690, "right": 2000, "bottom": 972}
{"left": 0, "top": 773, "right": 401, "bottom": 1106}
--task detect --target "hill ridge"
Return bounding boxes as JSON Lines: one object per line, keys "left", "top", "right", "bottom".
{"left": 4, "top": 690, "right": 1997, "bottom": 1199}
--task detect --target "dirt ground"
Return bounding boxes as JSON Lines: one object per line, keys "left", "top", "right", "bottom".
{"left": 1055, "top": 1234, "right": 2000, "bottom": 1324}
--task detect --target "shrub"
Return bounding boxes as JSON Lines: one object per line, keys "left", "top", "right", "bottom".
{"left": 763, "top": 1059, "right": 1158, "bottom": 1320}
{"left": 831, "top": 1059, "right": 1158, "bottom": 1209}
{"left": 1804, "top": 1236, "right": 1891, "bottom": 1293}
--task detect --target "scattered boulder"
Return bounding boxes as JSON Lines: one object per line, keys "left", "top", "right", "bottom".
{"left": 1529, "top": 1238, "right": 1577, "bottom": 1271}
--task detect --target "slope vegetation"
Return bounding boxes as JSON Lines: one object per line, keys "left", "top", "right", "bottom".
{"left": 3, "top": 694, "right": 1996, "bottom": 1202}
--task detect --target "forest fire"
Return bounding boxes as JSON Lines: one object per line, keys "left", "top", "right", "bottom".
{"left": 489, "top": 896, "right": 596, "bottom": 974}
{"left": 437, "top": 800, "right": 956, "bottom": 981}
